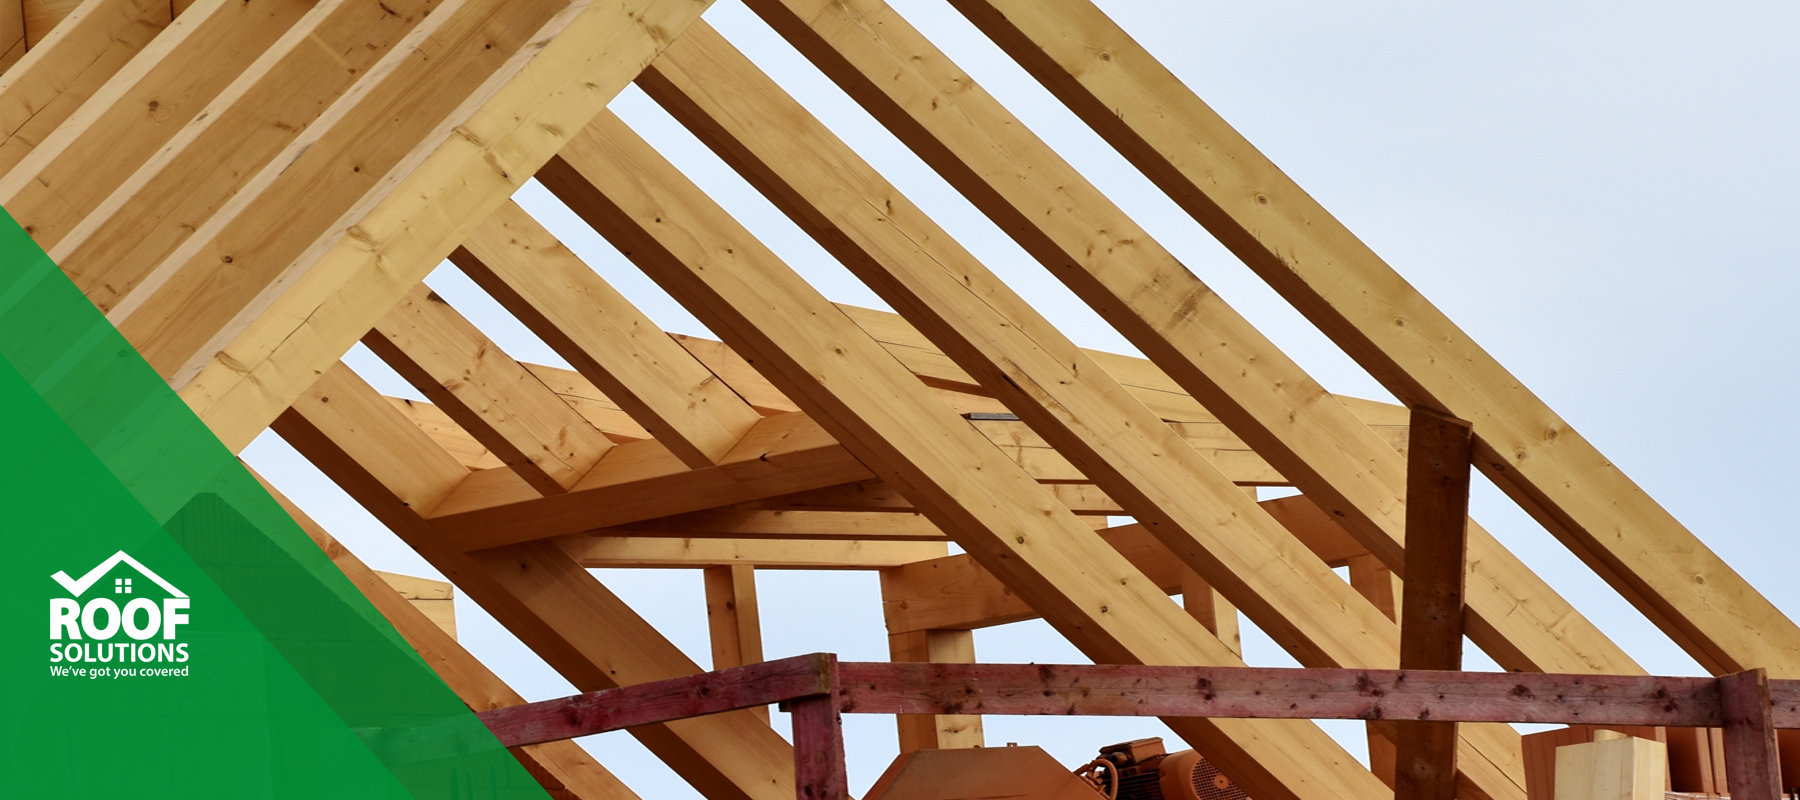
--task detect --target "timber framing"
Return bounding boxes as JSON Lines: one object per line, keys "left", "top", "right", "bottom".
{"left": 5, "top": 1, "right": 1791, "bottom": 799}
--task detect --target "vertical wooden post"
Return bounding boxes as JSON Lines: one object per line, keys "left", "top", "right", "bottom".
{"left": 888, "top": 629, "right": 984, "bottom": 752}
{"left": 1720, "top": 668, "right": 1782, "bottom": 800}
{"left": 1349, "top": 552, "right": 1403, "bottom": 788}
{"left": 786, "top": 655, "right": 847, "bottom": 800}
{"left": 1395, "top": 407, "right": 1474, "bottom": 800}
{"left": 706, "top": 564, "right": 767, "bottom": 721}
{"left": 1181, "top": 569, "right": 1242, "bottom": 659}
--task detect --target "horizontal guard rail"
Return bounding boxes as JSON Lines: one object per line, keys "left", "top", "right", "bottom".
{"left": 475, "top": 654, "right": 1793, "bottom": 800}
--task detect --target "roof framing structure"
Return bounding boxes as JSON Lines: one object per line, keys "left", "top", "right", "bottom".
{"left": 3, "top": 1, "right": 1791, "bottom": 799}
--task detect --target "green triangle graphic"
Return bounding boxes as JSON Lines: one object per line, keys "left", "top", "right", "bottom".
{"left": 0, "top": 210, "right": 552, "bottom": 798}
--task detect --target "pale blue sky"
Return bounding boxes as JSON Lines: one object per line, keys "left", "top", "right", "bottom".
{"left": 244, "top": 1, "right": 1800, "bottom": 795}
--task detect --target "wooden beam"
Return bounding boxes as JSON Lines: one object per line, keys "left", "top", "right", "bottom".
{"left": 757, "top": 479, "right": 1127, "bottom": 516}
{"left": 426, "top": 411, "right": 875, "bottom": 551}
{"left": 706, "top": 565, "right": 768, "bottom": 722}
{"left": 744, "top": 0, "right": 1635, "bottom": 693}
{"left": 0, "top": 0, "right": 168, "bottom": 172}
{"left": 364, "top": 283, "right": 613, "bottom": 494}
{"left": 275, "top": 362, "right": 800, "bottom": 800}
{"left": 50, "top": 0, "right": 440, "bottom": 307}
{"left": 644, "top": 22, "right": 1397, "bottom": 674}
{"left": 1720, "top": 669, "right": 1781, "bottom": 800}
{"left": 374, "top": 570, "right": 458, "bottom": 641}
{"left": 950, "top": 0, "right": 1800, "bottom": 678}
{"left": 787, "top": 658, "right": 849, "bottom": 800}
{"left": 838, "top": 664, "right": 1734, "bottom": 727}
{"left": 542, "top": 109, "right": 1386, "bottom": 800}
{"left": 484, "top": 658, "right": 1769, "bottom": 745}
{"left": 253, "top": 466, "right": 641, "bottom": 800}
{"left": 451, "top": 200, "right": 761, "bottom": 468}
{"left": 1395, "top": 410, "right": 1475, "bottom": 800}
{"left": 166, "top": 0, "right": 719, "bottom": 457}
{"left": 0, "top": 0, "right": 23, "bottom": 74}
{"left": 521, "top": 363, "right": 654, "bottom": 442}
{"left": 21, "top": 0, "right": 81, "bottom": 45}
{"left": 2, "top": 0, "right": 313, "bottom": 245}
{"left": 606, "top": 510, "right": 948, "bottom": 541}
{"left": 879, "top": 507, "right": 1364, "bottom": 635}
{"left": 388, "top": 395, "right": 507, "bottom": 471}
{"left": 888, "top": 630, "right": 983, "bottom": 752}
{"left": 556, "top": 535, "right": 947, "bottom": 569}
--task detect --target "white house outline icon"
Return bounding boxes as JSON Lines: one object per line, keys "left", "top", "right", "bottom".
{"left": 52, "top": 551, "right": 186, "bottom": 599}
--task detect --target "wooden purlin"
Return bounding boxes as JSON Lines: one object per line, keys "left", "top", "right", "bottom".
{"left": 538, "top": 108, "right": 1388, "bottom": 800}
{"left": 947, "top": 0, "right": 1800, "bottom": 678}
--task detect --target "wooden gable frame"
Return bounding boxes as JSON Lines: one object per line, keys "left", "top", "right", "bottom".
{"left": 4, "top": 1, "right": 1791, "bottom": 799}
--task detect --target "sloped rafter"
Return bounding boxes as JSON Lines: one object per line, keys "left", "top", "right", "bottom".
{"left": 48, "top": 0, "right": 442, "bottom": 305}
{"left": 276, "top": 361, "right": 799, "bottom": 800}
{"left": 7, "top": 0, "right": 1793, "bottom": 798}
{"left": 948, "top": 0, "right": 1800, "bottom": 678}
{"left": 536, "top": 108, "right": 1387, "bottom": 800}
{"left": 252, "top": 466, "right": 642, "bottom": 800}
{"left": 0, "top": 0, "right": 171, "bottom": 171}
{"left": 736, "top": 0, "right": 1641, "bottom": 684}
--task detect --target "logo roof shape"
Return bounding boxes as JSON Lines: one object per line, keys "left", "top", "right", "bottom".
{"left": 52, "top": 551, "right": 186, "bottom": 599}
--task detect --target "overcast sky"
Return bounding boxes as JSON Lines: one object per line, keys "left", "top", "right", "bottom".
{"left": 242, "top": 1, "right": 1800, "bottom": 796}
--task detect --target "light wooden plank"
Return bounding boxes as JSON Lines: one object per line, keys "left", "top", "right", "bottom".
{"left": 365, "top": 283, "right": 613, "bottom": 494}
{"left": 704, "top": 564, "right": 768, "bottom": 722}
{"left": 52, "top": 0, "right": 441, "bottom": 307}
{"left": 1, "top": 0, "right": 22, "bottom": 74}
{"left": 275, "top": 361, "right": 800, "bottom": 800}
{"left": 427, "top": 410, "right": 876, "bottom": 552}
{"left": 1553, "top": 734, "right": 1666, "bottom": 800}
{"left": 557, "top": 536, "right": 947, "bottom": 569}
{"left": 452, "top": 200, "right": 760, "bottom": 468}
{"left": 21, "top": 0, "right": 80, "bottom": 46}
{"left": 374, "top": 569, "right": 458, "bottom": 640}
{"left": 0, "top": 0, "right": 167, "bottom": 172}
{"left": 606, "top": 509, "right": 947, "bottom": 541}
{"left": 951, "top": 0, "right": 1799, "bottom": 678}
{"left": 543, "top": 109, "right": 1384, "bottom": 800}
{"left": 887, "top": 629, "right": 983, "bottom": 752}
{"left": 748, "top": 0, "right": 1637, "bottom": 689}
{"left": 171, "top": 0, "right": 719, "bottom": 455}
{"left": 521, "top": 363, "right": 654, "bottom": 442}
{"left": 108, "top": 0, "right": 577, "bottom": 372}
{"left": 387, "top": 395, "right": 508, "bottom": 471}
{"left": 254, "top": 467, "right": 642, "bottom": 800}
{"left": 2, "top": 0, "right": 314, "bottom": 246}
{"left": 760, "top": 479, "right": 1126, "bottom": 516}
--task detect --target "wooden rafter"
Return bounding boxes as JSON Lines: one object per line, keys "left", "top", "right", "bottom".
{"left": 9, "top": 0, "right": 1794, "bottom": 796}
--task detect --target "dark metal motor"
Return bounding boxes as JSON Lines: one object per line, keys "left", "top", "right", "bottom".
{"left": 1079, "top": 738, "right": 1248, "bottom": 800}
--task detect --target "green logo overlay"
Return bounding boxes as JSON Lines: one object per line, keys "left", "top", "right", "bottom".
{"left": 0, "top": 209, "right": 549, "bottom": 797}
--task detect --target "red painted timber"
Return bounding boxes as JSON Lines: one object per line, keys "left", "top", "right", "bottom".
{"left": 785, "top": 655, "right": 849, "bottom": 800}
{"left": 1721, "top": 669, "right": 1783, "bottom": 799}
{"left": 834, "top": 663, "right": 1725, "bottom": 727}
{"left": 480, "top": 653, "right": 834, "bottom": 748}
{"left": 1397, "top": 408, "right": 1474, "bottom": 800}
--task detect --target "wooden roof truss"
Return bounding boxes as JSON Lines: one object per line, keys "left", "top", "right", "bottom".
{"left": 4, "top": 1, "right": 1793, "bottom": 799}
